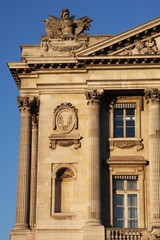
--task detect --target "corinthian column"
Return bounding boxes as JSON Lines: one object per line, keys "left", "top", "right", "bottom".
{"left": 145, "top": 88, "right": 160, "bottom": 230}
{"left": 85, "top": 89, "right": 103, "bottom": 226}
{"left": 14, "top": 96, "right": 38, "bottom": 230}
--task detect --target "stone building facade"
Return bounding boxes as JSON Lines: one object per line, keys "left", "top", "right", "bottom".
{"left": 8, "top": 9, "right": 160, "bottom": 240}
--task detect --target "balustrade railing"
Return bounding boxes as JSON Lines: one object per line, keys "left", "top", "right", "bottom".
{"left": 106, "top": 228, "right": 143, "bottom": 240}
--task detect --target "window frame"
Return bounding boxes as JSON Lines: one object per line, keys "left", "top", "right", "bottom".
{"left": 108, "top": 96, "right": 143, "bottom": 151}
{"left": 107, "top": 157, "right": 147, "bottom": 229}
{"left": 113, "top": 178, "right": 139, "bottom": 228}
{"left": 114, "top": 107, "right": 136, "bottom": 138}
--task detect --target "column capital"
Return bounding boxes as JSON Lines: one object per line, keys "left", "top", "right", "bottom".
{"left": 144, "top": 88, "right": 160, "bottom": 104}
{"left": 85, "top": 89, "right": 104, "bottom": 105}
{"left": 32, "top": 115, "right": 39, "bottom": 129}
{"left": 17, "top": 96, "right": 40, "bottom": 114}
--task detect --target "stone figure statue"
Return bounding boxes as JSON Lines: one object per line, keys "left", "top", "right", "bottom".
{"left": 42, "top": 8, "right": 92, "bottom": 39}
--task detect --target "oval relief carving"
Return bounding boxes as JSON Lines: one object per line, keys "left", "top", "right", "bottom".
{"left": 53, "top": 102, "right": 78, "bottom": 133}
{"left": 56, "top": 109, "right": 74, "bottom": 133}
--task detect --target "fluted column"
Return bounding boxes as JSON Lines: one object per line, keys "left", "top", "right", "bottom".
{"left": 30, "top": 108, "right": 39, "bottom": 229}
{"left": 14, "top": 96, "right": 38, "bottom": 230}
{"left": 85, "top": 89, "right": 103, "bottom": 226}
{"left": 145, "top": 88, "right": 160, "bottom": 228}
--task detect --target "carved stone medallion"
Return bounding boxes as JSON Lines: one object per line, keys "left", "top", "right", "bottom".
{"left": 53, "top": 103, "right": 78, "bottom": 133}
{"left": 49, "top": 103, "right": 81, "bottom": 149}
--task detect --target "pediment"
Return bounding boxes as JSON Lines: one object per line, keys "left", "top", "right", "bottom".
{"left": 76, "top": 17, "right": 160, "bottom": 57}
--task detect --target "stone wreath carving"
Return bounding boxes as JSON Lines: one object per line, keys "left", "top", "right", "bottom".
{"left": 49, "top": 103, "right": 81, "bottom": 149}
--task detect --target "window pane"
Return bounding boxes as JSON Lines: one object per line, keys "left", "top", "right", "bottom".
{"left": 126, "top": 127, "right": 135, "bottom": 137}
{"left": 114, "top": 127, "right": 124, "bottom": 138}
{"left": 114, "top": 194, "right": 124, "bottom": 206}
{"left": 114, "top": 220, "right": 124, "bottom": 228}
{"left": 114, "top": 180, "right": 124, "bottom": 190}
{"left": 128, "top": 220, "right": 138, "bottom": 228}
{"left": 114, "top": 109, "right": 124, "bottom": 138}
{"left": 114, "top": 207, "right": 124, "bottom": 219}
{"left": 126, "top": 109, "right": 135, "bottom": 137}
{"left": 127, "top": 180, "right": 137, "bottom": 190}
{"left": 128, "top": 194, "right": 137, "bottom": 206}
{"left": 126, "top": 109, "right": 135, "bottom": 115}
{"left": 128, "top": 207, "right": 137, "bottom": 218}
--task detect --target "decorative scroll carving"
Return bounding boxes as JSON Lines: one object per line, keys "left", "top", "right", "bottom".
{"left": 42, "top": 8, "right": 92, "bottom": 39}
{"left": 53, "top": 103, "right": 78, "bottom": 133}
{"left": 85, "top": 89, "right": 104, "bottom": 105}
{"left": 49, "top": 133, "right": 82, "bottom": 149}
{"left": 144, "top": 88, "right": 160, "bottom": 103}
{"left": 151, "top": 227, "right": 160, "bottom": 239}
{"left": 109, "top": 138, "right": 143, "bottom": 151}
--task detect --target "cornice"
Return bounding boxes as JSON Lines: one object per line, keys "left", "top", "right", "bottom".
{"left": 77, "top": 55, "right": 160, "bottom": 67}
{"left": 8, "top": 61, "right": 86, "bottom": 89}
{"left": 8, "top": 55, "right": 160, "bottom": 90}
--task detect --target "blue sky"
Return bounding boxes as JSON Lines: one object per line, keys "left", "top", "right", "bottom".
{"left": 1, "top": 1, "right": 160, "bottom": 239}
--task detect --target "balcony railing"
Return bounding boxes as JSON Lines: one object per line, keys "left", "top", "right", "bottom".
{"left": 106, "top": 228, "right": 143, "bottom": 240}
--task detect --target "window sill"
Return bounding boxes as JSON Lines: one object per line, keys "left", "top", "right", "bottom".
{"left": 109, "top": 138, "right": 143, "bottom": 151}
{"left": 51, "top": 212, "right": 76, "bottom": 219}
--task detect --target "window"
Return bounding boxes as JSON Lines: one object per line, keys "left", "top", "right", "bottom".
{"left": 113, "top": 176, "right": 138, "bottom": 228}
{"left": 109, "top": 96, "right": 143, "bottom": 150}
{"left": 114, "top": 103, "right": 135, "bottom": 138}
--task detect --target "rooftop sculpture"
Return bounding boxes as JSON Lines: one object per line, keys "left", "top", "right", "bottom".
{"left": 42, "top": 8, "right": 93, "bottom": 39}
